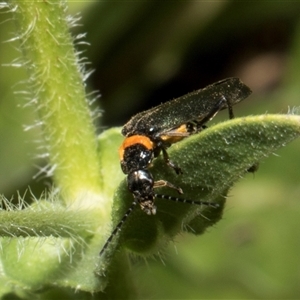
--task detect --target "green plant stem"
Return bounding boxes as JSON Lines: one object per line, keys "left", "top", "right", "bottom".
{"left": 10, "top": 0, "right": 102, "bottom": 207}
{"left": 0, "top": 209, "right": 96, "bottom": 238}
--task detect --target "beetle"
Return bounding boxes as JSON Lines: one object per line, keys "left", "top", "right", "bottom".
{"left": 100, "top": 77, "right": 252, "bottom": 256}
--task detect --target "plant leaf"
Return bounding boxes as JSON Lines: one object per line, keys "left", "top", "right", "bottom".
{"left": 107, "top": 114, "right": 300, "bottom": 255}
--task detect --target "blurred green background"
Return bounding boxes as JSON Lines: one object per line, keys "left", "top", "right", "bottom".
{"left": 1, "top": 1, "right": 300, "bottom": 299}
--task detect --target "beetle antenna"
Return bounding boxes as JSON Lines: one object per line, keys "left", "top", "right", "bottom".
{"left": 154, "top": 194, "right": 219, "bottom": 208}
{"left": 100, "top": 202, "right": 136, "bottom": 256}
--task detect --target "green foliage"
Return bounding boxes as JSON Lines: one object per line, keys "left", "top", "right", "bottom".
{"left": 108, "top": 115, "right": 300, "bottom": 257}
{"left": 1, "top": 1, "right": 300, "bottom": 299}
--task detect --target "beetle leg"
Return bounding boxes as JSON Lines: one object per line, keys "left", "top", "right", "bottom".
{"left": 161, "top": 147, "right": 183, "bottom": 175}
{"left": 154, "top": 179, "right": 183, "bottom": 194}
{"left": 195, "top": 96, "right": 234, "bottom": 132}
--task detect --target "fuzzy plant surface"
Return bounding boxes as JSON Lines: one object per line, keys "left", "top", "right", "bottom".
{"left": 1, "top": 1, "right": 300, "bottom": 300}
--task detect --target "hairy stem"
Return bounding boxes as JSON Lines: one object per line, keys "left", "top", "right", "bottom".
{"left": 10, "top": 0, "right": 103, "bottom": 207}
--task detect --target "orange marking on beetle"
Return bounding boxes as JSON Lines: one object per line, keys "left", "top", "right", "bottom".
{"left": 160, "top": 124, "right": 189, "bottom": 143}
{"left": 119, "top": 135, "right": 154, "bottom": 160}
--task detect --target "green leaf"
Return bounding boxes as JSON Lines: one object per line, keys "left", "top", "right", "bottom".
{"left": 104, "top": 114, "right": 300, "bottom": 256}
